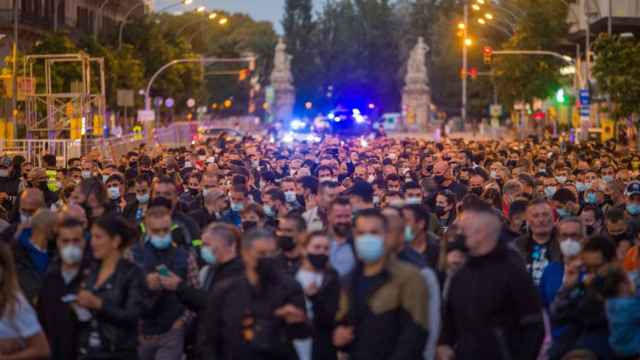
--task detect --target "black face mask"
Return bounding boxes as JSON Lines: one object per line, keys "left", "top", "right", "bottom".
{"left": 333, "top": 223, "right": 351, "bottom": 238}
{"left": 277, "top": 236, "right": 297, "bottom": 252}
{"left": 425, "top": 165, "right": 434, "bottom": 172}
{"left": 434, "top": 205, "right": 447, "bottom": 216}
{"left": 470, "top": 187, "right": 483, "bottom": 196}
{"left": 506, "top": 160, "right": 518, "bottom": 168}
{"left": 585, "top": 225, "right": 595, "bottom": 236}
{"left": 256, "top": 256, "right": 279, "bottom": 282}
{"left": 189, "top": 188, "right": 199, "bottom": 196}
{"left": 242, "top": 221, "right": 258, "bottom": 232}
{"left": 609, "top": 232, "right": 628, "bottom": 243}
{"left": 459, "top": 179, "right": 469, "bottom": 186}
{"left": 433, "top": 175, "right": 445, "bottom": 184}
{"left": 307, "top": 254, "right": 329, "bottom": 270}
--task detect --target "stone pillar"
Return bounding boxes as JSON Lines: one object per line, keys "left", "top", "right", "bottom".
{"left": 269, "top": 38, "right": 295, "bottom": 122}
{"left": 402, "top": 37, "right": 432, "bottom": 131}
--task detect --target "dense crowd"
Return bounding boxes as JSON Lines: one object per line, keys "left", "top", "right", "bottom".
{"left": 0, "top": 132, "right": 639, "bottom": 360}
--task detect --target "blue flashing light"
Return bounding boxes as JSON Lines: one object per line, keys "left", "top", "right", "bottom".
{"left": 291, "top": 119, "right": 306, "bottom": 130}
{"left": 283, "top": 132, "right": 294, "bottom": 143}
{"left": 354, "top": 114, "right": 365, "bottom": 124}
{"left": 352, "top": 108, "right": 361, "bottom": 115}
{"left": 327, "top": 113, "right": 335, "bottom": 120}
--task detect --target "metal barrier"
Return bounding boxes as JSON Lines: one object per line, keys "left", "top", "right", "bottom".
{"left": 0, "top": 139, "right": 81, "bottom": 166}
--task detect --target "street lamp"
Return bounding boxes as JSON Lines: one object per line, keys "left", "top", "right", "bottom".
{"left": 196, "top": 6, "right": 206, "bottom": 12}
{"left": 186, "top": 17, "right": 229, "bottom": 42}
{"left": 472, "top": 4, "right": 481, "bottom": 11}
{"left": 484, "top": 13, "right": 493, "bottom": 20}
{"left": 464, "top": 38, "right": 473, "bottom": 46}
{"left": 118, "top": 0, "right": 192, "bottom": 50}
{"left": 478, "top": 18, "right": 486, "bottom": 24}
{"left": 176, "top": 13, "right": 227, "bottom": 39}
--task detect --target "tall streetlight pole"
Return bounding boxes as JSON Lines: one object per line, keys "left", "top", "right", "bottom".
{"left": 11, "top": 0, "right": 18, "bottom": 138}
{"left": 462, "top": 2, "right": 469, "bottom": 127}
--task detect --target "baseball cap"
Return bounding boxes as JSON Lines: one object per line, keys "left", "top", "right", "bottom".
{"left": 625, "top": 181, "right": 640, "bottom": 196}
{"left": 0, "top": 156, "right": 12, "bottom": 168}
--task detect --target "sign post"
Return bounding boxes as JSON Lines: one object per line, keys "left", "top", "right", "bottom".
{"left": 579, "top": 88, "right": 590, "bottom": 141}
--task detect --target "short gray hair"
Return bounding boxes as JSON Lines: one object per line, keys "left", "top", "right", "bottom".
{"left": 242, "top": 228, "right": 276, "bottom": 250}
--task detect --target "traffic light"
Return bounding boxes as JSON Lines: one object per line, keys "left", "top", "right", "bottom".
{"left": 483, "top": 46, "right": 493, "bottom": 64}
{"left": 555, "top": 88, "right": 566, "bottom": 103}
{"left": 469, "top": 67, "right": 478, "bottom": 79}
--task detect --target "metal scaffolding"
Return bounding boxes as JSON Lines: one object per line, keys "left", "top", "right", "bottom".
{"left": 23, "top": 53, "right": 105, "bottom": 139}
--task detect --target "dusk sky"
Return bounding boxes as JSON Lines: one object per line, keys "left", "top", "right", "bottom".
{"left": 155, "top": 0, "right": 322, "bottom": 33}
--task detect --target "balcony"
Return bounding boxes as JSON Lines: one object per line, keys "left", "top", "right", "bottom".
{"left": 567, "top": 0, "right": 640, "bottom": 40}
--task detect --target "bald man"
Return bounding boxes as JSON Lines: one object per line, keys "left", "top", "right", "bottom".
{"left": 432, "top": 160, "right": 467, "bottom": 201}
{"left": 16, "top": 188, "right": 46, "bottom": 225}
{"left": 438, "top": 203, "right": 545, "bottom": 360}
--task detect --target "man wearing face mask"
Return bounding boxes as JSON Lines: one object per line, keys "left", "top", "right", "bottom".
{"left": 198, "top": 228, "right": 309, "bottom": 360}
{"left": 263, "top": 188, "right": 289, "bottom": 225}
{"left": 105, "top": 174, "right": 127, "bottom": 213}
{"left": 333, "top": 209, "right": 429, "bottom": 360}
{"left": 281, "top": 177, "right": 303, "bottom": 210}
{"left": 0, "top": 155, "right": 19, "bottom": 215}
{"left": 179, "top": 173, "right": 203, "bottom": 213}
{"left": 304, "top": 181, "right": 339, "bottom": 232}
{"left": 623, "top": 181, "right": 640, "bottom": 226}
{"left": 402, "top": 204, "right": 440, "bottom": 268}
{"left": 132, "top": 198, "right": 200, "bottom": 360}
{"left": 274, "top": 213, "right": 307, "bottom": 276}
{"left": 189, "top": 189, "right": 227, "bottom": 229}
{"left": 222, "top": 185, "right": 250, "bottom": 228}
{"left": 36, "top": 218, "right": 87, "bottom": 360}
{"left": 124, "top": 174, "right": 152, "bottom": 224}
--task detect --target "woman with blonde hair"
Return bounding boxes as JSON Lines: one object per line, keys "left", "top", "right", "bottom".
{"left": 0, "top": 242, "right": 50, "bottom": 359}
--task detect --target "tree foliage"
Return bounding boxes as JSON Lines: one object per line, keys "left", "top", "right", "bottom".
{"left": 592, "top": 34, "right": 640, "bottom": 119}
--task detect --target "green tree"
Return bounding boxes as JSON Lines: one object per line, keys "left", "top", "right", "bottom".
{"left": 492, "top": 0, "right": 570, "bottom": 106}
{"left": 592, "top": 34, "right": 640, "bottom": 119}
{"left": 283, "top": 0, "right": 317, "bottom": 112}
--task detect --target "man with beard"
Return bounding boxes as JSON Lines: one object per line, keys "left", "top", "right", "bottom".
{"left": 327, "top": 197, "right": 355, "bottom": 277}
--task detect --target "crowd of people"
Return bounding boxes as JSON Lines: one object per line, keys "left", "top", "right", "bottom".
{"left": 0, "top": 131, "right": 639, "bottom": 360}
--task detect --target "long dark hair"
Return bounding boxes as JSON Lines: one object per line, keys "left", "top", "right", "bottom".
{"left": 0, "top": 242, "right": 20, "bottom": 317}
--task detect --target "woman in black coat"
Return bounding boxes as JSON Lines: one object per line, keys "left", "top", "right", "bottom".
{"left": 294, "top": 231, "right": 341, "bottom": 360}
{"left": 75, "top": 215, "right": 145, "bottom": 360}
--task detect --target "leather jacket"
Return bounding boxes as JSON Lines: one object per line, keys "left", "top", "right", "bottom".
{"left": 78, "top": 258, "right": 145, "bottom": 357}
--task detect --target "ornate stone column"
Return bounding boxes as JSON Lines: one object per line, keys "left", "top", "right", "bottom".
{"left": 269, "top": 38, "right": 295, "bottom": 122}
{"left": 402, "top": 37, "right": 432, "bottom": 131}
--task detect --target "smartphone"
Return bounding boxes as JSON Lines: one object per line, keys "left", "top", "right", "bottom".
{"left": 157, "top": 265, "right": 170, "bottom": 277}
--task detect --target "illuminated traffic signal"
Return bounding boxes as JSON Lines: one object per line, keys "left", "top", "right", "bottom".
{"left": 555, "top": 88, "right": 566, "bottom": 103}
{"left": 483, "top": 46, "right": 493, "bottom": 64}
{"left": 469, "top": 67, "right": 478, "bottom": 79}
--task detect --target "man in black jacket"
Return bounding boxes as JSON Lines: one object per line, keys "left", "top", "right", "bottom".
{"left": 0, "top": 155, "right": 19, "bottom": 214}
{"left": 198, "top": 228, "right": 309, "bottom": 360}
{"left": 438, "top": 203, "right": 545, "bottom": 360}
{"left": 36, "top": 218, "right": 88, "bottom": 360}
{"left": 161, "top": 222, "right": 244, "bottom": 312}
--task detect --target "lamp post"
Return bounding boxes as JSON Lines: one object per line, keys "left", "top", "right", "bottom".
{"left": 462, "top": 2, "right": 469, "bottom": 127}
{"left": 94, "top": 0, "right": 111, "bottom": 37}
{"left": 118, "top": 0, "right": 193, "bottom": 50}
{"left": 11, "top": 0, "right": 18, "bottom": 138}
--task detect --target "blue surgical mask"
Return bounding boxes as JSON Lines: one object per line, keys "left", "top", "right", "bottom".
{"left": 585, "top": 192, "right": 598, "bottom": 205}
{"left": 108, "top": 187, "right": 120, "bottom": 200}
{"left": 372, "top": 196, "right": 380, "bottom": 205}
{"left": 355, "top": 234, "right": 385, "bottom": 263}
{"left": 627, "top": 203, "right": 640, "bottom": 216}
{"left": 556, "top": 208, "right": 570, "bottom": 218}
{"left": 263, "top": 205, "right": 275, "bottom": 218}
{"left": 405, "top": 197, "right": 422, "bottom": 205}
{"left": 200, "top": 246, "right": 217, "bottom": 265}
{"left": 555, "top": 176, "right": 567, "bottom": 184}
{"left": 576, "top": 182, "right": 587, "bottom": 193}
{"left": 149, "top": 233, "right": 172, "bottom": 250}
{"left": 544, "top": 186, "right": 557, "bottom": 198}
{"left": 403, "top": 226, "right": 415, "bottom": 243}
{"left": 603, "top": 175, "right": 614, "bottom": 183}
{"left": 136, "top": 193, "right": 150, "bottom": 204}
{"left": 285, "top": 191, "right": 297, "bottom": 203}
{"left": 230, "top": 202, "right": 244, "bottom": 212}
{"left": 60, "top": 245, "right": 83, "bottom": 265}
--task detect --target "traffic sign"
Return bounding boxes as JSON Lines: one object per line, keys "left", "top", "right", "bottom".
{"left": 579, "top": 89, "right": 590, "bottom": 105}
{"left": 116, "top": 89, "right": 134, "bottom": 107}
{"left": 490, "top": 105, "right": 502, "bottom": 117}
{"left": 137, "top": 110, "right": 155, "bottom": 122}
{"left": 580, "top": 106, "right": 590, "bottom": 117}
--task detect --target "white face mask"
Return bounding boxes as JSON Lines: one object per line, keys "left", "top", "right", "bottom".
{"left": 108, "top": 186, "right": 121, "bottom": 200}
{"left": 81, "top": 170, "right": 92, "bottom": 179}
{"left": 560, "top": 238, "right": 582, "bottom": 258}
{"left": 20, "top": 213, "right": 31, "bottom": 224}
{"left": 60, "top": 245, "right": 83, "bottom": 265}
